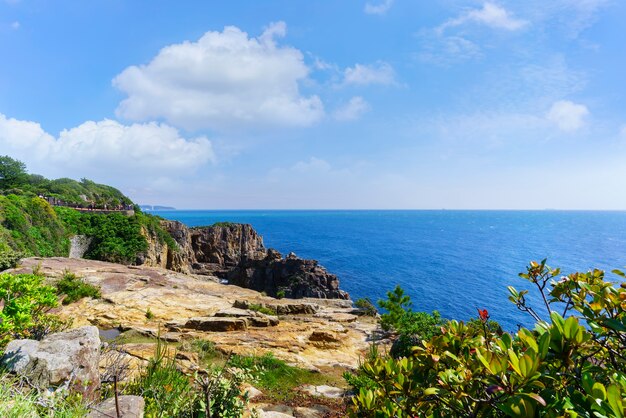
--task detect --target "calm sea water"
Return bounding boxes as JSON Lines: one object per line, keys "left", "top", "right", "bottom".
{"left": 154, "top": 210, "right": 626, "bottom": 331}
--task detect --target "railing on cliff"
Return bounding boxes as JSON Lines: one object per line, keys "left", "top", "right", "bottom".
{"left": 39, "top": 196, "right": 135, "bottom": 216}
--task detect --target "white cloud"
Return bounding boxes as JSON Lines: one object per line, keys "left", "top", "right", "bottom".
{"left": 343, "top": 62, "right": 396, "bottom": 86}
{"left": 0, "top": 114, "right": 214, "bottom": 183}
{"left": 364, "top": 0, "right": 394, "bottom": 15}
{"left": 114, "top": 22, "right": 324, "bottom": 132}
{"left": 418, "top": 36, "right": 482, "bottom": 66}
{"left": 10, "top": 21, "right": 20, "bottom": 30}
{"left": 546, "top": 100, "right": 589, "bottom": 131}
{"left": 334, "top": 97, "right": 371, "bottom": 121}
{"left": 438, "top": 2, "right": 528, "bottom": 33}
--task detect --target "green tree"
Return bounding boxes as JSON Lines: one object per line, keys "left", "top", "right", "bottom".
{"left": 0, "top": 272, "right": 62, "bottom": 349}
{"left": 0, "top": 156, "right": 27, "bottom": 190}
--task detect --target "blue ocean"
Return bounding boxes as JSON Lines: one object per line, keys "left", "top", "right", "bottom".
{"left": 155, "top": 210, "right": 626, "bottom": 331}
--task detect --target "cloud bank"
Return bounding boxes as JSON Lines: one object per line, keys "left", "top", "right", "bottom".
{"left": 0, "top": 113, "right": 214, "bottom": 182}
{"left": 114, "top": 22, "right": 324, "bottom": 132}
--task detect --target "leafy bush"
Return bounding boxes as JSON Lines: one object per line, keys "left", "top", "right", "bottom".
{"left": 355, "top": 297, "right": 378, "bottom": 316}
{"left": 347, "top": 261, "right": 626, "bottom": 417}
{"left": 0, "top": 273, "right": 65, "bottom": 349}
{"left": 378, "top": 285, "right": 412, "bottom": 331}
{"left": 56, "top": 209, "right": 148, "bottom": 264}
{"left": 145, "top": 308, "right": 155, "bottom": 320}
{"left": 128, "top": 339, "right": 199, "bottom": 417}
{"left": 128, "top": 338, "right": 251, "bottom": 417}
{"left": 0, "top": 247, "right": 21, "bottom": 271}
{"left": 0, "top": 372, "right": 88, "bottom": 417}
{"left": 0, "top": 195, "right": 70, "bottom": 257}
{"left": 247, "top": 303, "right": 277, "bottom": 316}
{"left": 55, "top": 270, "right": 101, "bottom": 305}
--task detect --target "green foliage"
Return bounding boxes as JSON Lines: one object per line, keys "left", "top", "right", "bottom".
{"left": 247, "top": 303, "right": 277, "bottom": 316}
{"left": 0, "top": 155, "right": 132, "bottom": 208}
{"left": 145, "top": 308, "right": 155, "bottom": 320}
{"left": 378, "top": 285, "right": 412, "bottom": 331}
{"left": 347, "top": 261, "right": 626, "bottom": 417}
{"left": 55, "top": 270, "right": 101, "bottom": 305}
{"left": 0, "top": 156, "right": 27, "bottom": 190}
{"left": 129, "top": 339, "right": 200, "bottom": 417}
{"left": 56, "top": 208, "right": 148, "bottom": 264}
{"left": 128, "top": 339, "right": 251, "bottom": 417}
{"left": 0, "top": 157, "right": 180, "bottom": 264}
{"left": 137, "top": 212, "right": 179, "bottom": 252}
{"left": 0, "top": 273, "right": 64, "bottom": 349}
{"left": 228, "top": 353, "right": 335, "bottom": 402}
{"left": 355, "top": 297, "right": 378, "bottom": 316}
{"left": 0, "top": 372, "right": 88, "bottom": 417}
{"left": 276, "top": 289, "right": 286, "bottom": 299}
{"left": 0, "top": 195, "right": 70, "bottom": 257}
{"left": 389, "top": 310, "right": 443, "bottom": 359}
{"left": 0, "top": 246, "right": 22, "bottom": 271}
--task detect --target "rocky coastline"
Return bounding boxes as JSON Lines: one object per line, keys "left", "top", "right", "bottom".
{"left": 138, "top": 221, "right": 349, "bottom": 300}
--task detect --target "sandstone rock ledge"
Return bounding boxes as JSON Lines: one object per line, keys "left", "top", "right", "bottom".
{"left": 12, "top": 257, "right": 377, "bottom": 372}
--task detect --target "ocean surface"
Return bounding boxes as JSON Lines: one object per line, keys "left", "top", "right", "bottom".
{"left": 154, "top": 210, "right": 626, "bottom": 331}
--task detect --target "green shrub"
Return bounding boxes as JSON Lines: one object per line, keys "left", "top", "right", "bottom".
{"left": 128, "top": 339, "right": 251, "bottom": 417}
{"left": 378, "top": 285, "right": 412, "bottom": 331}
{"left": 55, "top": 270, "right": 101, "bottom": 305}
{"left": 347, "top": 261, "right": 626, "bottom": 417}
{"left": 145, "top": 308, "right": 154, "bottom": 320}
{"left": 0, "top": 247, "right": 21, "bottom": 271}
{"left": 276, "top": 289, "right": 286, "bottom": 299}
{"left": 128, "top": 339, "right": 200, "bottom": 417}
{"left": 0, "top": 372, "right": 88, "bottom": 417}
{"left": 354, "top": 297, "right": 378, "bottom": 316}
{"left": 248, "top": 303, "right": 277, "bottom": 316}
{"left": 0, "top": 195, "right": 70, "bottom": 257}
{"left": 0, "top": 273, "right": 64, "bottom": 349}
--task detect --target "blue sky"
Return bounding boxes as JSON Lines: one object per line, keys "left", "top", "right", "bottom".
{"left": 1, "top": 0, "right": 625, "bottom": 209}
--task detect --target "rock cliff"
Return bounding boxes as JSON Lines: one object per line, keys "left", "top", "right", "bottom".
{"left": 140, "top": 221, "right": 349, "bottom": 300}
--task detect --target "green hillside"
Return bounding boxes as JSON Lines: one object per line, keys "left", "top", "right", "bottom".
{"left": 0, "top": 156, "right": 175, "bottom": 268}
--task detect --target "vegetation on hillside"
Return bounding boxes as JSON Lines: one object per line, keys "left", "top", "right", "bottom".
{"left": 346, "top": 261, "right": 626, "bottom": 417}
{"left": 0, "top": 155, "right": 132, "bottom": 207}
{"left": 0, "top": 156, "right": 177, "bottom": 265}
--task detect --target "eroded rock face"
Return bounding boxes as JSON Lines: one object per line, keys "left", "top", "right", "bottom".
{"left": 142, "top": 222, "right": 349, "bottom": 300}
{"left": 1, "top": 326, "right": 101, "bottom": 400}
{"left": 9, "top": 258, "right": 377, "bottom": 372}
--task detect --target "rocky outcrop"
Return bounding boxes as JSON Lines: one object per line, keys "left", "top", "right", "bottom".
{"left": 9, "top": 258, "right": 377, "bottom": 372}
{"left": 1, "top": 326, "right": 101, "bottom": 400}
{"left": 141, "top": 221, "right": 349, "bottom": 300}
{"left": 69, "top": 235, "right": 92, "bottom": 258}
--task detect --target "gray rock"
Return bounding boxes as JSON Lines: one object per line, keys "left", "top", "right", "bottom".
{"left": 260, "top": 412, "right": 294, "bottom": 418}
{"left": 1, "top": 326, "right": 100, "bottom": 400}
{"left": 294, "top": 405, "right": 332, "bottom": 418}
{"left": 183, "top": 317, "right": 247, "bottom": 332}
{"left": 87, "top": 395, "right": 145, "bottom": 418}
{"left": 299, "top": 384, "right": 346, "bottom": 399}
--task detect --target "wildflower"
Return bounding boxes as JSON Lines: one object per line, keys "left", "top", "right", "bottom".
{"left": 477, "top": 308, "right": 489, "bottom": 322}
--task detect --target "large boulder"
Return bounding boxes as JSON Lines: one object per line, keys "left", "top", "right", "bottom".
{"left": 1, "top": 326, "right": 101, "bottom": 400}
